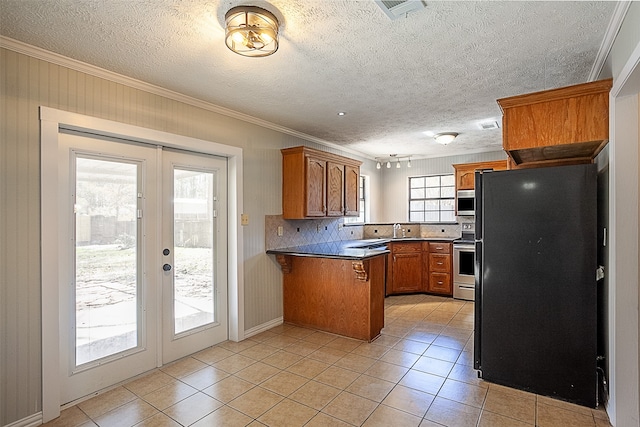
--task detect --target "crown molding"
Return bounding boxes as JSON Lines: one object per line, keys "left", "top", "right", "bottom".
{"left": 589, "top": 1, "right": 632, "bottom": 81}
{"left": 0, "top": 35, "right": 373, "bottom": 160}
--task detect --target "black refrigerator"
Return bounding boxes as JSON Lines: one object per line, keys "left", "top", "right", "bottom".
{"left": 474, "top": 163, "right": 598, "bottom": 408}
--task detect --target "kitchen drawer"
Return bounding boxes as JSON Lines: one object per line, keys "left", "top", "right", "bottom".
{"left": 429, "top": 272, "right": 452, "bottom": 295}
{"left": 429, "top": 253, "right": 451, "bottom": 272}
{"left": 392, "top": 242, "right": 422, "bottom": 253}
{"left": 429, "top": 242, "right": 451, "bottom": 254}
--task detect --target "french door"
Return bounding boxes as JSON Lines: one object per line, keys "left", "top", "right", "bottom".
{"left": 58, "top": 130, "right": 228, "bottom": 404}
{"left": 161, "top": 149, "right": 227, "bottom": 362}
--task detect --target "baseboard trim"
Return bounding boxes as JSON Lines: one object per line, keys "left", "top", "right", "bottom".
{"left": 3, "top": 412, "right": 42, "bottom": 427}
{"left": 244, "top": 317, "right": 283, "bottom": 338}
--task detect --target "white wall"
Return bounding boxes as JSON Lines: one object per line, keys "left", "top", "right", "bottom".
{"left": 376, "top": 151, "right": 507, "bottom": 222}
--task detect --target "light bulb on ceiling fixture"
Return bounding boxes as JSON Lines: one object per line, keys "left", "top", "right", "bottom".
{"left": 434, "top": 132, "right": 458, "bottom": 145}
{"left": 396, "top": 159, "right": 400, "bottom": 168}
{"left": 386, "top": 161, "right": 391, "bottom": 169}
{"left": 225, "top": 6, "right": 279, "bottom": 57}
{"left": 407, "top": 158, "right": 412, "bottom": 168}
{"left": 376, "top": 161, "right": 381, "bottom": 169}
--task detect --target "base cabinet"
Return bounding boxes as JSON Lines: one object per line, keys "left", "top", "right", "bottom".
{"left": 425, "top": 242, "right": 453, "bottom": 296}
{"left": 388, "top": 242, "right": 423, "bottom": 294}
{"left": 387, "top": 240, "right": 452, "bottom": 296}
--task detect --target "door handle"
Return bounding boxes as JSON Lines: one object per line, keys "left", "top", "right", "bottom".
{"left": 163, "top": 264, "right": 172, "bottom": 272}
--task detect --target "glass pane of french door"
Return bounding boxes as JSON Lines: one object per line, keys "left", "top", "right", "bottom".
{"left": 162, "top": 149, "right": 227, "bottom": 363}
{"left": 173, "top": 168, "right": 215, "bottom": 334}
{"left": 74, "top": 156, "right": 141, "bottom": 365}
{"left": 58, "top": 130, "right": 158, "bottom": 405}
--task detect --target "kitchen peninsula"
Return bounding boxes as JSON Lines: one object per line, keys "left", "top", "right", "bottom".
{"left": 267, "top": 241, "right": 388, "bottom": 342}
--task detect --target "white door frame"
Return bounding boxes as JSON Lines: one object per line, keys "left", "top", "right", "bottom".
{"left": 40, "top": 106, "right": 245, "bottom": 422}
{"left": 608, "top": 36, "right": 640, "bottom": 426}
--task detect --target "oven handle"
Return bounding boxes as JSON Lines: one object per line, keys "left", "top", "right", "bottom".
{"left": 453, "top": 244, "right": 475, "bottom": 251}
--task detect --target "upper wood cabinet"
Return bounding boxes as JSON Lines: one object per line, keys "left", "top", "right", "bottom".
{"left": 497, "top": 78, "right": 612, "bottom": 167}
{"left": 344, "top": 165, "right": 360, "bottom": 216}
{"left": 452, "top": 160, "right": 508, "bottom": 191}
{"left": 282, "top": 146, "right": 362, "bottom": 219}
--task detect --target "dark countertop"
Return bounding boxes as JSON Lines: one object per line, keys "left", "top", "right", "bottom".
{"left": 266, "top": 237, "right": 457, "bottom": 260}
{"left": 267, "top": 240, "right": 389, "bottom": 260}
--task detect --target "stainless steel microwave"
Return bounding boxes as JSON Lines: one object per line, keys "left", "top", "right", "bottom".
{"left": 457, "top": 190, "right": 475, "bottom": 216}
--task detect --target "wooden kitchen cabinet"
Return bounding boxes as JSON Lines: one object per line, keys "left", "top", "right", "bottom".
{"left": 326, "top": 161, "right": 345, "bottom": 216}
{"left": 497, "top": 78, "right": 612, "bottom": 167}
{"left": 387, "top": 242, "right": 423, "bottom": 295}
{"left": 304, "top": 154, "right": 327, "bottom": 217}
{"left": 453, "top": 160, "right": 508, "bottom": 191}
{"left": 425, "top": 242, "right": 452, "bottom": 296}
{"left": 344, "top": 164, "right": 360, "bottom": 216}
{"left": 282, "top": 146, "right": 362, "bottom": 219}
{"left": 386, "top": 240, "right": 453, "bottom": 297}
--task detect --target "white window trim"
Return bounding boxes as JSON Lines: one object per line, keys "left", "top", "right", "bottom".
{"left": 40, "top": 106, "right": 245, "bottom": 422}
{"left": 408, "top": 173, "right": 456, "bottom": 223}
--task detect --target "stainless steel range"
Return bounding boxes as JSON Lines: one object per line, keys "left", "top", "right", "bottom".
{"left": 453, "top": 227, "right": 475, "bottom": 301}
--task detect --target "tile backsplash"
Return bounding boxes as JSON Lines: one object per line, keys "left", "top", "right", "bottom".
{"left": 362, "top": 223, "right": 462, "bottom": 239}
{"left": 265, "top": 215, "right": 364, "bottom": 250}
{"left": 265, "top": 216, "right": 473, "bottom": 250}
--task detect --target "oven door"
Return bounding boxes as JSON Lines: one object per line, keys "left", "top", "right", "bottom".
{"left": 453, "top": 244, "right": 475, "bottom": 300}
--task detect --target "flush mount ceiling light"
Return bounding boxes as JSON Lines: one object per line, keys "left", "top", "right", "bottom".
{"left": 434, "top": 132, "right": 458, "bottom": 145}
{"left": 225, "top": 6, "right": 279, "bottom": 57}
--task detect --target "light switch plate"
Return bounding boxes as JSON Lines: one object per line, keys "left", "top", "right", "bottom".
{"left": 241, "top": 213, "right": 249, "bottom": 226}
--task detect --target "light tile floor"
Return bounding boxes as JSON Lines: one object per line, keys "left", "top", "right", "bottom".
{"left": 44, "top": 294, "right": 611, "bottom": 427}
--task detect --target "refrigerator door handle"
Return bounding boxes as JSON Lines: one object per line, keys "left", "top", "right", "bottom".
{"left": 474, "top": 171, "right": 483, "bottom": 240}
{"left": 474, "top": 240, "right": 482, "bottom": 371}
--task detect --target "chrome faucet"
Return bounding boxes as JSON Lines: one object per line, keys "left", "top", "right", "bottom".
{"left": 393, "top": 223, "right": 401, "bottom": 238}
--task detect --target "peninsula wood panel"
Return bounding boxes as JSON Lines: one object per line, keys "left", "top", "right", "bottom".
{"left": 282, "top": 256, "right": 385, "bottom": 341}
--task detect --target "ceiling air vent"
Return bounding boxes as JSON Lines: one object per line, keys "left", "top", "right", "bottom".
{"left": 374, "top": 0, "right": 426, "bottom": 20}
{"left": 479, "top": 121, "right": 500, "bottom": 130}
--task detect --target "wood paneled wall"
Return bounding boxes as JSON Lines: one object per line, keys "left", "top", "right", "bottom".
{"left": 0, "top": 46, "right": 333, "bottom": 425}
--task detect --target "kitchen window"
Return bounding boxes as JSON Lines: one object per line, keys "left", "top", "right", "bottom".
{"left": 409, "top": 174, "right": 455, "bottom": 222}
{"left": 344, "top": 175, "right": 367, "bottom": 224}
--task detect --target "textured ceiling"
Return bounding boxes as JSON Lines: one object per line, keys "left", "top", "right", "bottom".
{"left": 0, "top": 0, "right": 616, "bottom": 160}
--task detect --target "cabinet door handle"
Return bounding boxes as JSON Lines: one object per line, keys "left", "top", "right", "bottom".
{"left": 437, "top": 281, "right": 444, "bottom": 285}
{"left": 435, "top": 246, "right": 443, "bottom": 250}
{"left": 437, "top": 262, "right": 444, "bottom": 265}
